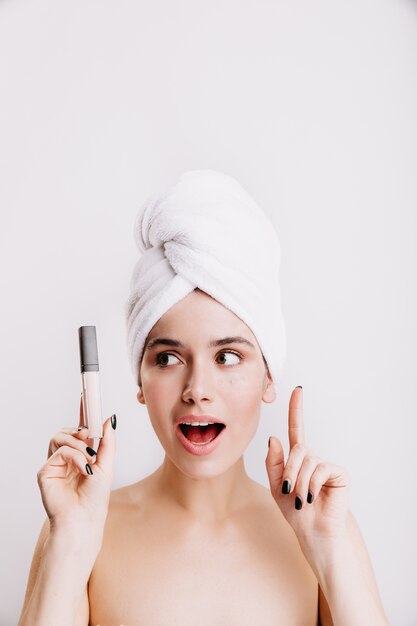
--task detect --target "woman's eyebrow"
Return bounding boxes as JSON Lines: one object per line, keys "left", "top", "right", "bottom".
{"left": 144, "top": 336, "right": 255, "bottom": 351}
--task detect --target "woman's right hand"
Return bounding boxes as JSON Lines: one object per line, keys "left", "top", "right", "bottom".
{"left": 37, "top": 396, "right": 116, "bottom": 536}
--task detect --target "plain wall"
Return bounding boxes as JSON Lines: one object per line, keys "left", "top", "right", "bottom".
{"left": 1, "top": 0, "right": 416, "bottom": 624}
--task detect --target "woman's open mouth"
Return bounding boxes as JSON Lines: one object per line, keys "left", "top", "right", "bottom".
{"left": 175, "top": 422, "right": 226, "bottom": 456}
{"left": 179, "top": 423, "right": 225, "bottom": 444}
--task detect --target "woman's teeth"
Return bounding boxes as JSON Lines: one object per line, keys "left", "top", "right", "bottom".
{"left": 181, "top": 421, "right": 215, "bottom": 426}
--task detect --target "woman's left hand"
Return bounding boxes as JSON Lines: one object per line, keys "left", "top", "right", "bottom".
{"left": 265, "top": 386, "right": 350, "bottom": 548}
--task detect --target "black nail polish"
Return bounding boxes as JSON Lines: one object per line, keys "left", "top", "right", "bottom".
{"left": 111, "top": 414, "right": 117, "bottom": 430}
{"left": 295, "top": 495, "right": 303, "bottom": 510}
{"left": 307, "top": 491, "right": 313, "bottom": 504}
{"left": 296, "top": 385, "right": 303, "bottom": 389}
{"left": 268, "top": 436, "right": 271, "bottom": 449}
{"left": 86, "top": 446, "right": 96, "bottom": 456}
{"left": 282, "top": 480, "right": 291, "bottom": 495}
{"left": 85, "top": 463, "right": 93, "bottom": 475}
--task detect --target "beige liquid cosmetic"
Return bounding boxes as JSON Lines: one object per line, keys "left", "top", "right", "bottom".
{"left": 78, "top": 326, "right": 103, "bottom": 456}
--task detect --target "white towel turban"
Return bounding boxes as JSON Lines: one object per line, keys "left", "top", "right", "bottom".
{"left": 125, "top": 169, "right": 287, "bottom": 387}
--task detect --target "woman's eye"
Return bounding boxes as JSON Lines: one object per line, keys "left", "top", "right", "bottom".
{"left": 155, "top": 352, "right": 180, "bottom": 367}
{"left": 216, "top": 350, "right": 242, "bottom": 366}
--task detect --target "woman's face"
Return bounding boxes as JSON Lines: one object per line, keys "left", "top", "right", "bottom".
{"left": 137, "top": 289, "right": 276, "bottom": 478}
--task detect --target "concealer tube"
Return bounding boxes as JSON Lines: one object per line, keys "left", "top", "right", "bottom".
{"left": 78, "top": 325, "right": 103, "bottom": 454}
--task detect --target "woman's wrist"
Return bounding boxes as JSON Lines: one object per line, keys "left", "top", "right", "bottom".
{"left": 297, "top": 531, "right": 352, "bottom": 584}
{"left": 298, "top": 532, "right": 389, "bottom": 625}
{"left": 49, "top": 520, "right": 105, "bottom": 560}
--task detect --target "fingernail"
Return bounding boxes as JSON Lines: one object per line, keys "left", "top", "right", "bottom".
{"left": 268, "top": 436, "right": 271, "bottom": 449}
{"left": 295, "top": 495, "right": 303, "bottom": 510}
{"left": 307, "top": 491, "right": 313, "bottom": 504}
{"left": 111, "top": 414, "right": 117, "bottom": 430}
{"left": 85, "top": 463, "right": 93, "bottom": 475}
{"left": 296, "top": 385, "right": 303, "bottom": 389}
{"left": 86, "top": 446, "right": 96, "bottom": 456}
{"left": 282, "top": 480, "right": 291, "bottom": 495}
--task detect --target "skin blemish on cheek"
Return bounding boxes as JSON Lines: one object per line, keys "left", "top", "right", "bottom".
{"left": 225, "top": 372, "right": 247, "bottom": 384}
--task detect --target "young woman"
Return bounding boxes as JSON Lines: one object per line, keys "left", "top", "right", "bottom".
{"left": 18, "top": 172, "right": 389, "bottom": 626}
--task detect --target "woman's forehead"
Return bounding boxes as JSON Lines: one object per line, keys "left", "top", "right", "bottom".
{"left": 149, "top": 292, "right": 256, "bottom": 341}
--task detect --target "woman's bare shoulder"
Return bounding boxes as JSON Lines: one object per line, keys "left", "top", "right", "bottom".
{"left": 245, "top": 478, "right": 286, "bottom": 518}
{"left": 107, "top": 474, "right": 154, "bottom": 515}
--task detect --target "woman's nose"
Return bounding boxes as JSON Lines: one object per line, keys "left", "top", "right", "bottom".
{"left": 182, "top": 362, "right": 214, "bottom": 404}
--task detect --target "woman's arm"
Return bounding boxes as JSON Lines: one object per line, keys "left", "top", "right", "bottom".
{"left": 307, "top": 510, "right": 389, "bottom": 626}
{"left": 265, "top": 387, "right": 390, "bottom": 626}
{"left": 19, "top": 407, "right": 116, "bottom": 625}
{"left": 17, "top": 519, "right": 99, "bottom": 626}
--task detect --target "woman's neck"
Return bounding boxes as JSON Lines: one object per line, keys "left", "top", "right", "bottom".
{"left": 149, "top": 454, "right": 255, "bottom": 525}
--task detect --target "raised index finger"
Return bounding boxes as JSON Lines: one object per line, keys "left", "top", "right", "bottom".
{"left": 288, "top": 386, "right": 304, "bottom": 449}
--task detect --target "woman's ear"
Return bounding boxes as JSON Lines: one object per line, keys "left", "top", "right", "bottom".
{"left": 137, "top": 384, "right": 146, "bottom": 404}
{"left": 262, "top": 367, "right": 276, "bottom": 403}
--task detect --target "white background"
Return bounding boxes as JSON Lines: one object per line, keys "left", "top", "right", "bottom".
{"left": 1, "top": 1, "right": 416, "bottom": 624}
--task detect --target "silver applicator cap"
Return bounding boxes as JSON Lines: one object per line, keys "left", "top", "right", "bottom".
{"left": 78, "top": 326, "right": 99, "bottom": 372}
